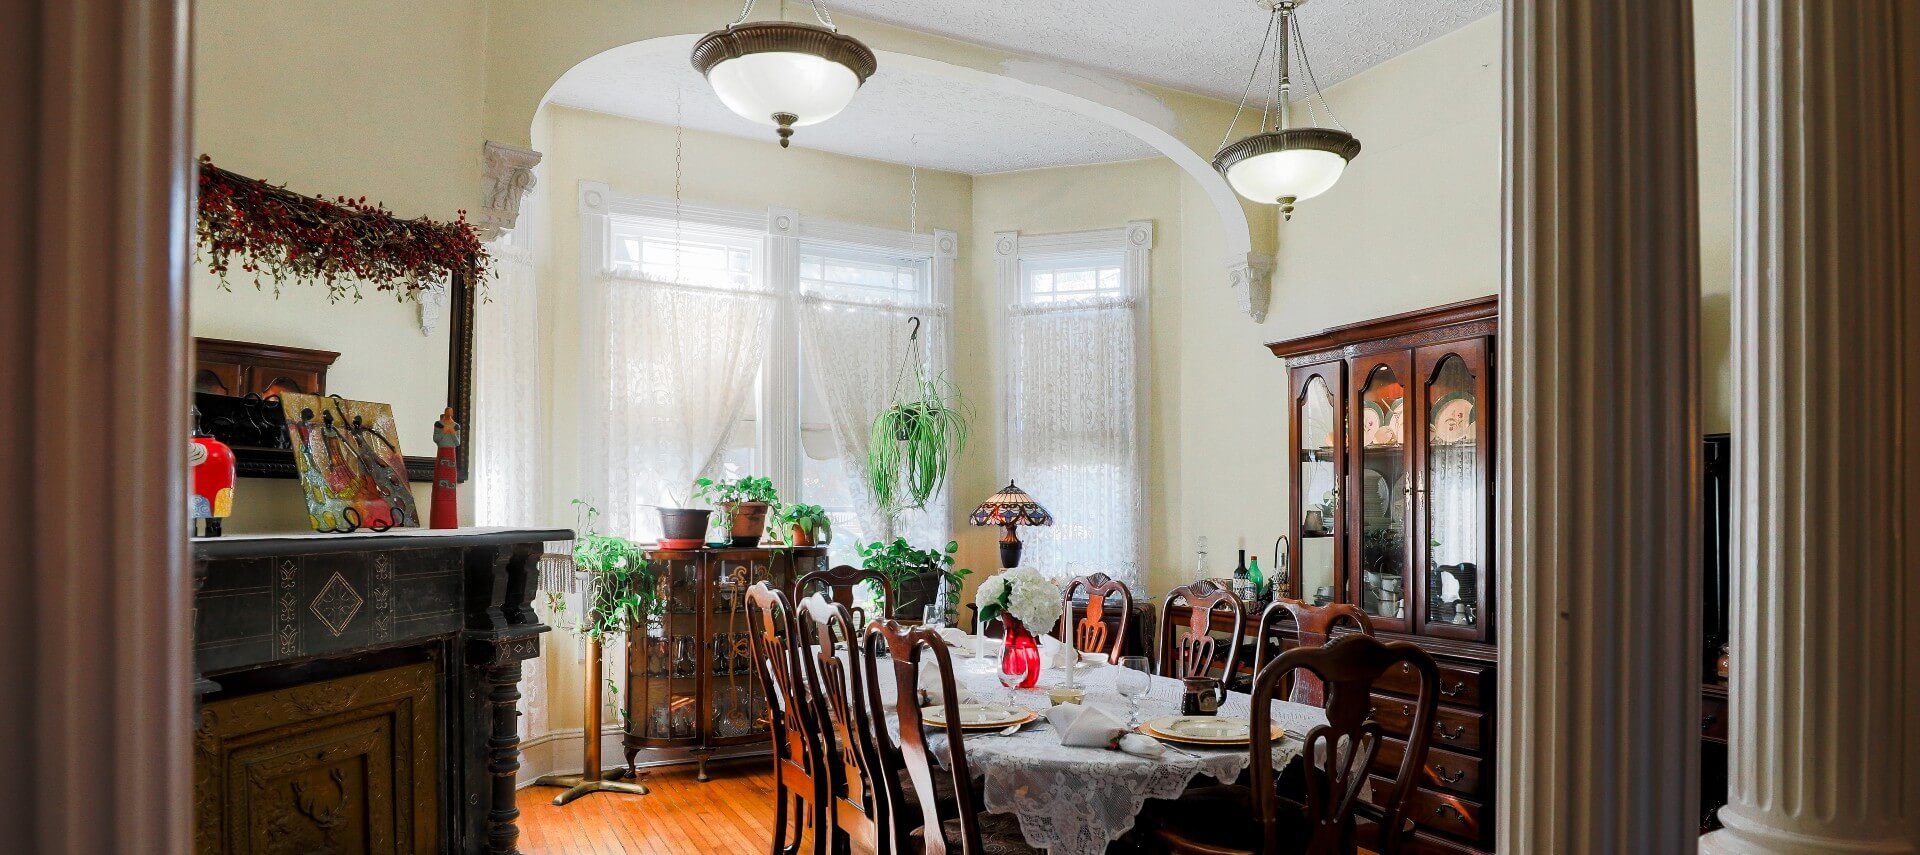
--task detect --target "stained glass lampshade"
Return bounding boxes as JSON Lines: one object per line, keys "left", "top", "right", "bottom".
{"left": 970, "top": 481, "right": 1053, "bottom": 568}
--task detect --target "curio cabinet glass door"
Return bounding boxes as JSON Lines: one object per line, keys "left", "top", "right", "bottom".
{"left": 1413, "top": 337, "right": 1493, "bottom": 641}
{"left": 1288, "top": 362, "right": 1346, "bottom": 605}
{"left": 1347, "top": 351, "right": 1413, "bottom": 633}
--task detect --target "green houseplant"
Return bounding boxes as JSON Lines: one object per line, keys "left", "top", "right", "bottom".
{"left": 866, "top": 319, "right": 971, "bottom": 515}
{"left": 694, "top": 475, "right": 781, "bottom": 546}
{"left": 856, "top": 537, "right": 970, "bottom": 620}
{"left": 775, "top": 503, "right": 833, "bottom": 547}
{"left": 568, "top": 500, "right": 660, "bottom": 642}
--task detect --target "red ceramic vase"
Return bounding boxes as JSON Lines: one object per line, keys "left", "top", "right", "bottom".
{"left": 1000, "top": 614, "right": 1041, "bottom": 689}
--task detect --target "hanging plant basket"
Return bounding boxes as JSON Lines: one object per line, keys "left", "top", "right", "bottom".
{"left": 865, "top": 317, "right": 970, "bottom": 514}
{"left": 195, "top": 155, "right": 489, "bottom": 302}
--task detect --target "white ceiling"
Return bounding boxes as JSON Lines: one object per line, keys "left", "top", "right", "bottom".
{"left": 544, "top": 0, "right": 1497, "bottom": 175}
{"left": 831, "top": 0, "right": 1500, "bottom": 101}
{"left": 547, "top": 46, "right": 1162, "bottom": 175}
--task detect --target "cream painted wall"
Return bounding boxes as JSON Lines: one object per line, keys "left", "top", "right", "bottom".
{"left": 190, "top": 0, "right": 486, "bottom": 532}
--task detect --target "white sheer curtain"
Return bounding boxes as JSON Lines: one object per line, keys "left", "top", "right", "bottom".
{"left": 796, "top": 293, "right": 949, "bottom": 551}
{"left": 585, "top": 273, "right": 773, "bottom": 540}
{"left": 472, "top": 231, "right": 553, "bottom": 739}
{"left": 1006, "top": 296, "right": 1142, "bottom": 587}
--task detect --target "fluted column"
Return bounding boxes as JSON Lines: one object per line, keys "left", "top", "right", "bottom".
{"left": 1700, "top": 3, "right": 1920, "bottom": 853}
{"left": 1499, "top": 0, "right": 1702, "bottom": 851}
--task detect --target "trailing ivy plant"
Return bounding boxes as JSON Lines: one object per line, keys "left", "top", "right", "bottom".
{"left": 866, "top": 336, "right": 971, "bottom": 514}
{"left": 855, "top": 537, "right": 970, "bottom": 615}
{"left": 570, "top": 500, "right": 659, "bottom": 642}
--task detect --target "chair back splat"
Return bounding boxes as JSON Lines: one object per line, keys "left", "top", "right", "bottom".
{"left": 744, "top": 582, "right": 828, "bottom": 855}
{"left": 795, "top": 563, "right": 894, "bottom": 626}
{"left": 863, "top": 620, "right": 988, "bottom": 855}
{"left": 1157, "top": 580, "right": 1246, "bottom": 681}
{"left": 1251, "top": 599, "right": 1374, "bottom": 706}
{"left": 1254, "top": 634, "right": 1439, "bottom": 855}
{"left": 795, "top": 597, "right": 888, "bottom": 853}
{"left": 1059, "top": 572, "right": 1133, "bottom": 661}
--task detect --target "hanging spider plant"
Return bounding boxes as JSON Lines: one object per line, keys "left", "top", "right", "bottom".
{"left": 866, "top": 317, "right": 970, "bottom": 513}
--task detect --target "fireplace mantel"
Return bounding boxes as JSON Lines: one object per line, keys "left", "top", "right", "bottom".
{"left": 192, "top": 526, "right": 568, "bottom": 854}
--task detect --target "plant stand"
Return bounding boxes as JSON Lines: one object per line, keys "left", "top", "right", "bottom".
{"left": 532, "top": 635, "right": 650, "bottom": 804}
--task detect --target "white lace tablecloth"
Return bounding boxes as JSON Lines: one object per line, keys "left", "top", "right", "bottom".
{"left": 886, "top": 655, "right": 1327, "bottom": 855}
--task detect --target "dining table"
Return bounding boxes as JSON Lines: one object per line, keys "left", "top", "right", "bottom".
{"left": 881, "top": 643, "right": 1330, "bottom": 855}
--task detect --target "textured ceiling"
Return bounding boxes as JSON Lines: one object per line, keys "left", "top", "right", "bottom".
{"left": 546, "top": 45, "right": 1162, "bottom": 175}
{"left": 830, "top": 0, "right": 1500, "bottom": 100}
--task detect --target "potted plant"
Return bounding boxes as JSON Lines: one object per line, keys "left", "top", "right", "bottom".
{"left": 866, "top": 320, "right": 971, "bottom": 515}
{"left": 653, "top": 487, "right": 711, "bottom": 549}
{"left": 776, "top": 503, "right": 833, "bottom": 547}
{"left": 856, "top": 537, "right": 970, "bottom": 621}
{"left": 568, "top": 501, "right": 660, "bottom": 642}
{"left": 694, "top": 475, "right": 781, "bottom": 546}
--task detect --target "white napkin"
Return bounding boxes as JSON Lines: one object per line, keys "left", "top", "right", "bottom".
{"left": 936, "top": 627, "right": 973, "bottom": 655}
{"left": 1039, "top": 634, "right": 1079, "bottom": 669}
{"left": 1046, "top": 701, "right": 1127, "bottom": 748}
{"left": 917, "top": 662, "right": 972, "bottom": 707}
{"left": 1114, "top": 733, "right": 1168, "bottom": 759}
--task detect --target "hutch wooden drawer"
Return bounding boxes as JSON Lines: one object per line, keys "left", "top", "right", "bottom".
{"left": 1373, "top": 737, "right": 1484, "bottom": 797}
{"left": 1374, "top": 659, "right": 1491, "bottom": 708}
{"left": 1368, "top": 693, "right": 1486, "bottom": 753}
{"left": 1370, "top": 778, "right": 1485, "bottom": 842}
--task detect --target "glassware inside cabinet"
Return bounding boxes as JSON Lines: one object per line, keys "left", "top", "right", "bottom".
{"left": 1356, "top": 360, "right": 1410, "bottom": 623}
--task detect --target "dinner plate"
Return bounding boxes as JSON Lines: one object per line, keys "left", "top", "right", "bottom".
{"left": 922, "top": 703, "right": 1034, "bottom": 730}
{"left": 1140, "top": 715, "right": 1267, "bottom": 745}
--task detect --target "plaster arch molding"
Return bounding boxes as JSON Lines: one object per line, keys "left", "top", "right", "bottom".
{"left": 492, "top": 32, "right": 1275, "bottom": 321}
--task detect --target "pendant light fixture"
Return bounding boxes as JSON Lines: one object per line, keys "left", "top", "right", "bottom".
{"left": 691, "top": 0, "right": 877, "bottom": 148}
{"left": 1213, "top": 0, "right": 1359, "bottom": 219}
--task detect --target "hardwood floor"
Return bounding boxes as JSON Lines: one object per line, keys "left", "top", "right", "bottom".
{"left": 517, "top": 758, "right": 798, "bottom": 854}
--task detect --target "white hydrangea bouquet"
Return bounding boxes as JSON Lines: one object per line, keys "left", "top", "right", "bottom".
{"left": 974, "top": 566, "right": 1063, "bottom": 632}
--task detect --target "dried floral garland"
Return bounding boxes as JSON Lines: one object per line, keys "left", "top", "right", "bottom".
{"left": 196, "top": 155, "right": 488, "bottom": 302}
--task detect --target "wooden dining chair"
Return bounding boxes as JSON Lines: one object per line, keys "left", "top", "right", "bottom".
{"left": 1150, "top": 634, "right": 1440, "bottom": 855}
{"left": 1157, "top": 580, "right": 1247, "bottom": 682}
{"left": 1058, "top": 572, "right": 1133, "bottom": 662}
{"left": 794, "top": 598, "right": 886, "bottom": 854}
{"left": 745, "top": 582, "right": 830, "bottom": 855}
{"left": 1250, "top": 599, "right": 1375, "bottom": 706}
{"left": 861, "top": 620, "right": 1039, "bottom": 855}
{"left": 796, "top": 563, "right": 894, "bottom": 627}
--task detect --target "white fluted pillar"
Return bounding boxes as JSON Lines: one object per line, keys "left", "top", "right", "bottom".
{"left": 1499, "top": 0, "right": 1702, "bottom": 850}
{"left": 1701, "top": 3, "right": 1920, "bottom": 852}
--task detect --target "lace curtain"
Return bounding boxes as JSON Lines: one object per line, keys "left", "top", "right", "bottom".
{"left": 584, "top": 273, "right": 773, "bottom": 540}
{"left": 1006, "top": 296, "right": 1142, "bottom": 588}
{"left": 472, "top": 232, "right": 552, "bottom": 739}
{"left": 795, "top": 293, "right": 949, "bottom": 549}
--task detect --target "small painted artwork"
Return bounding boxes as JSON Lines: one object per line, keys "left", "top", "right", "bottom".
{"left": 280, "top": 393, "right": 419, "bottom": 532}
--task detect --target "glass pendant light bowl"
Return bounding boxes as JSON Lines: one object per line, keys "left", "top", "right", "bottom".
{"left": 1213, "top": 127, "right": 1362, "bottom": 217}
{"left": 691, "top": 21, "right": 877, "bottom": 147}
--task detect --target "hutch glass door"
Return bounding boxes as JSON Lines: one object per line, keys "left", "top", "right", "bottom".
{"left": 1350, "top": 352, "right": 1413, "bottom": 632}
{"left": 1415, "top": 339, "right": 1492, "bottom": 641}
{"left": 1289, "top": 363, "right": 1344, "bottom": 605}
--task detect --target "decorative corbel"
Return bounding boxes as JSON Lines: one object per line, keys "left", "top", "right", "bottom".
{"left": 474, "top": 141, "right": 542, "bottom": 243}
{"left": 1229, "top": 252, "right": 1274, "bottom": 323}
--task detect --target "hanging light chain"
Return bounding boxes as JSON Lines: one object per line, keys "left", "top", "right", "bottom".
{"left": 673, "top": 86, "right": 685, "bottom": 284}
{"left": 1216, "top": 6, "right": 1281, "bottom": 155}
{"left": 809, "top": 0, "right": 837, "bottom": 30}
{"left": 1291, "top": 10, "right": 1346, "bottom": 131}
{"left": 908, "top": 135, "right": 920, "bottom": 234}
{"left": 729, "top": 0, "right": 756, "bottom": 26}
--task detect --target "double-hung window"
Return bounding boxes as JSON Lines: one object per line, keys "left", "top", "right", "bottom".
{"left": 997, "top": 224, "right": 1153, "bottom": 588}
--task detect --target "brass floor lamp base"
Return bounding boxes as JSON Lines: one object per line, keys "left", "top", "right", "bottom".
{"left": 534, "top": 768, "right": 651, "bottom": 805}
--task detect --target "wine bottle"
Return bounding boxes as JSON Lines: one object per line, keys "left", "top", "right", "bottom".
{"left": 1248, "top": 555, "right": 1265, "bottom": 602}
{"left": 1232, "top": 549, "right": 1254, "bottom": 603}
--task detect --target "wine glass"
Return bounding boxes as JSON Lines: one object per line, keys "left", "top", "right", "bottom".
{"left": 922, "top": 603, "right": 947, "bottom": 629}
{"left": 998, "top": 662, "right": 1024, "bottom": 709}
{"left": 1116, "top": 656, "right": 1152, "bottom": 727}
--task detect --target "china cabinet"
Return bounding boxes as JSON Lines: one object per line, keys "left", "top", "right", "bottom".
{"left": 622, "top": 545, "right": 829, "bottom": 781}
{"left": 1269, "top": 295, "right": 1498, "bottom": 854}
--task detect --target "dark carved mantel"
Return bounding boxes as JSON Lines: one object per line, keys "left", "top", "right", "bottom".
{"left": 193, "top": 526, "right": 568, "bottom": 855}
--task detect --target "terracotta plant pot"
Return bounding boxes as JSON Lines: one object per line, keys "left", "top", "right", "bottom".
{"left": 657, "top": 507, "right": 712, "bottom": 546}
{"left": 786, "top": 519, "right": 832, "bottom": 548}
{"left": 722, "top": 501, "right": 770, "bottom": 546}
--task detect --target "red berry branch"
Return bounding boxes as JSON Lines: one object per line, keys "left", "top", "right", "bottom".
{"left": 195, "top": 155, "right": 489, "bottom": 302}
